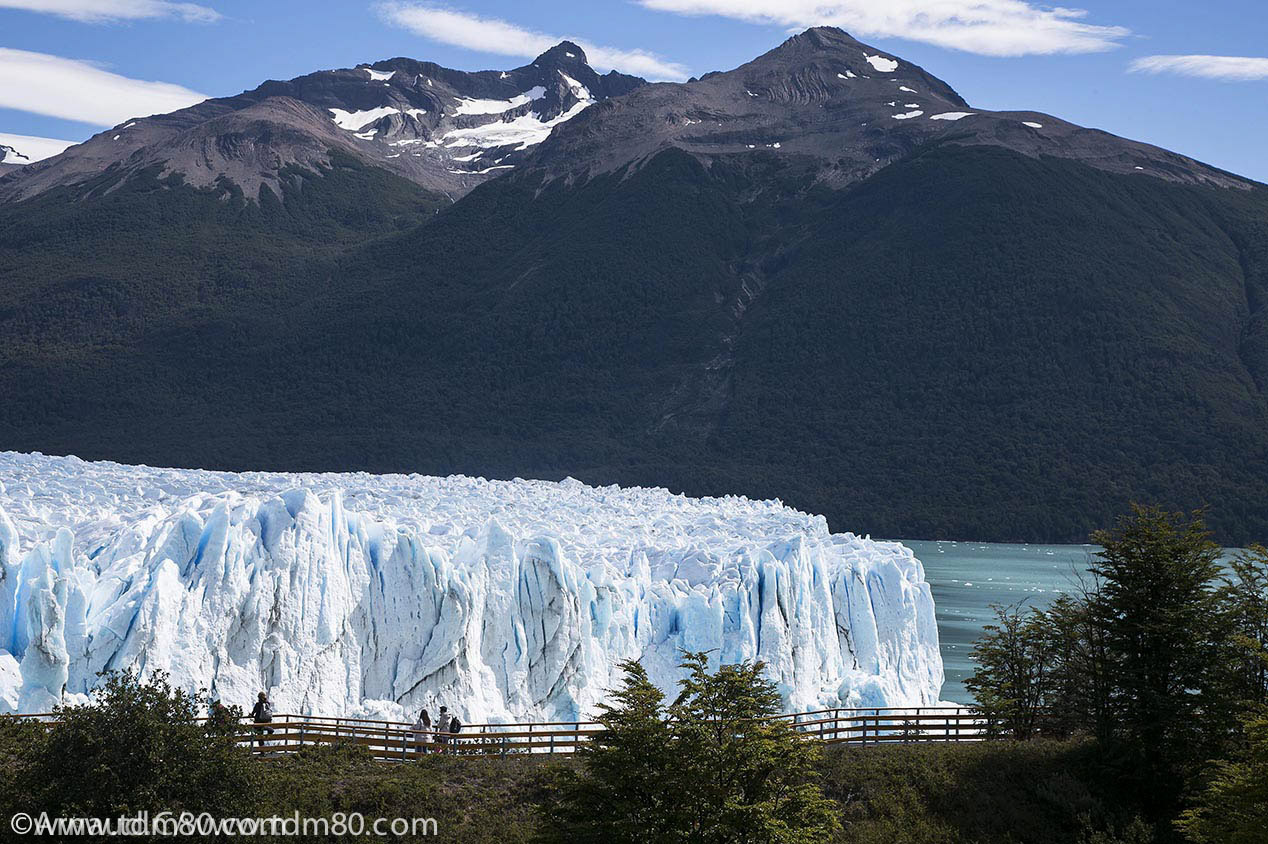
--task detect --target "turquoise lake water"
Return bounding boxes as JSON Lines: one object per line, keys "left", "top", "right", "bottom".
{"left": 908, "top": 540, "right": 1246, "bottom": 702}
{"left": 903, "top": 540, "right": 1099, "bottom": 703}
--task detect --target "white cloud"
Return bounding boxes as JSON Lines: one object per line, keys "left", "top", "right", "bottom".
{"left": 0, "top": 0, "right": 219, "bottom": 23}
{"left": 0, "top": 131, "right": 78, "bottom": 163}
{"left": 0, "top": 48, "right": 208, "bottom": 126}
{"left": 1129, "top": 54, "right": 1268, "bottom": 82}
{"left": 635, "top": 0, "right": 1130, "bottom": 57}
{"left": 376, "top": 2, "right": 689, "bottom": 81}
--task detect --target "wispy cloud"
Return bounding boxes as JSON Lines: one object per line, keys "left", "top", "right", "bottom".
{"left": 376, "top": 2, "right": 689, "bottom": 81}
{"left": 0, "top": 0, "right": 220, "bottom": 23}
{"left": 635, "top": 0, "right": 1129, "bottom": 57}
{"left": 0, "top": 48, "right": 208, "bottom": 126}
{"left": 1129, "top": 54, "right": 1268, "bottom": 81}
{"left": 0, "top": 131, "right": 78, "bottom": 163}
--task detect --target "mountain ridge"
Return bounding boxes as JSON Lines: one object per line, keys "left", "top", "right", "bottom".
{"left": 0, "top": 30, "right": 1265, "bottom": 544}
{"left": 523, "top": 26, "right": 1251, "bottom": 192}
{"left": 0, "top": 42, "right": 645, "bottom": 203}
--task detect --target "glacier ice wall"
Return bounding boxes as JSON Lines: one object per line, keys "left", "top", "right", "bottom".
{"left": 0, "top": 452, "right": 942, "bottom": 721}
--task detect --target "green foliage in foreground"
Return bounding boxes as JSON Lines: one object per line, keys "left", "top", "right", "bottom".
{"left": 966, "top": 507, "right": 1268, "bottom": 841}
{"left": 1175, "top": 708, "right": 1268, "bottom": 844}
{"left": 819, "top": 739, "right": 1153, "bottom": 844}
{"left": 0, "top": 671, "right": 253, "bottom": 821}
{"left": 0, "top": 666, "right": 1158, "bottom": 844}
{"left": 538, "top": 653, "right": 839, "bottom": 843}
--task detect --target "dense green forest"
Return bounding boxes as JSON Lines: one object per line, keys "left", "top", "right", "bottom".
{"left": 1, "top": 144, "right": 1266, "bottom": 543}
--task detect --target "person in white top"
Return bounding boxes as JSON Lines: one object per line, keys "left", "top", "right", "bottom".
{"left": 410, "top": 708, "right": 432, "bottom": 755}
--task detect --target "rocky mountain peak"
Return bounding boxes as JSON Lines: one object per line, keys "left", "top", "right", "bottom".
{"left": 533, "top": 40, "right": 588, "bottom": 67}
{"left": 527, "top": 28, "right": 1246, "bottom": 191}
{"left": 0, "top": 45, "right": 647, "bottom": 203}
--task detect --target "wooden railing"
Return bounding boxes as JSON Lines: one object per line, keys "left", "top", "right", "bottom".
{"left": 11, "top": 706, "right": 984, "bottom": 762}
{"left": 234, "top": 706, "right": 983, "bottom": 761}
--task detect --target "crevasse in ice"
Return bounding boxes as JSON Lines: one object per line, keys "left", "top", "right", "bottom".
{"left": 0, "top": 452, "right": 942, "bottom": 720}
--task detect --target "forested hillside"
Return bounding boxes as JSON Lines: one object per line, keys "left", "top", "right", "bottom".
{"left": 3, "top": 142, "right": 1265, "bottom": 543}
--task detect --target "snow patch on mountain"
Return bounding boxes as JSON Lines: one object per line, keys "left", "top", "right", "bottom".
{"left": 930, "top": 112, "right": 976, "bottom": 121}
{"left": 0, "top": 453, "right": 942, "bottom": 722}
{"left": 0, "top": 133, "right": 76, "bottom": 165}
{"left": 363, "top": 67, "right": 394, "bottom": 82}
{"left": 329, "top": 107, "right": 406, "bottom": 132}
{"left": 443, "top": 98, "right": 593, "bottom": 152}
{"left": 453, "top": 86, "right": 547, "bottom": 116}
{"left": 866, "top": 54, "right": 899, "bottom": 73}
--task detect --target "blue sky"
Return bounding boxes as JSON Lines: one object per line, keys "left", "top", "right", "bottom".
{"left": 1, "top": 0, "right": 1265, "bottom": 181}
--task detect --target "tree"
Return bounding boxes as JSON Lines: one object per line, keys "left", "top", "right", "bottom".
{"left": 965, "top": 602, "right": 1054, "bottom": 739}
{"left": 1044, "top": 582, "right": 1114, "bottom": 741}
{"left": 1089, "top": 506, "right": 1224, "bottom": 807}
{"left": 19, "top": 670, "right": 257, "bottom": 819}
{"left": 539, "top": 653, "right": 840, "bottom": 844}
{"left": 539, "top": 659, "right": 678, "bottom": 843}
{"left": 1216, "top": 546, "right": 1268, "bottom": 712}
{"left": 669, "top": 652, "right": 840, "bottom": 844}
{"left": 1176, "top": 708, "right": 1268, "bottom": 844}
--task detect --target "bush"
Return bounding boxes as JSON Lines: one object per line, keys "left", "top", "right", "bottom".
{"left": 1176, "top": 708, "right": 1268, "bottom": 843}
{"left": 5, "top": 670, "right": 257, "bottom": 820}
{"left": 819, "top": 738, "right": 1152, "bottom": 844}
{"left": 539, "top": 653, "right": 839, "bottom": 844}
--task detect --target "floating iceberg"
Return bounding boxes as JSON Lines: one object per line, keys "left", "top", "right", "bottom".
{"left": 0, "top": 453, "right": 942, "bottom": 721}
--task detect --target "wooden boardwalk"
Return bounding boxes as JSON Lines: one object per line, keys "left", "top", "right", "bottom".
{"left": 14, "top": 706, "right": 984, "bottom": 762}
{"left": 231, "top": 706, "right": 984, "bottom": 761}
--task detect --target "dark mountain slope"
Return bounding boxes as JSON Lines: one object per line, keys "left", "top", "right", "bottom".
{"left": 5, "top": 143, "right": 1266, "bottom": 542}
{"left": 2, "top": 29, "right": 1267, "bottom": 543}
{"left": 0, "top": 151, "right": 445, "bottom": 384}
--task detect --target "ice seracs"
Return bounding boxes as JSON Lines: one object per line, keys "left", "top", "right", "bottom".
{"left": 0, "top": 453, "right": 943, "bottom": 722}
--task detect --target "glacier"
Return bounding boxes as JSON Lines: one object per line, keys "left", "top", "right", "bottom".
{"left": 0, "top": 452, "right": 943, "bottom": 721}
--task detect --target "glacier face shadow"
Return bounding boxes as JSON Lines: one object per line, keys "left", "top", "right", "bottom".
{"left": 0, "top": 453, "right": 942, "bottom": 720}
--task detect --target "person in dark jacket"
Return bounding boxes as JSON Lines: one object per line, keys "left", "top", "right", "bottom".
{"left": 250, "top": 692, "right": 274, "bottom": 750}
{"left": 448, "top": 713, "right": 463, "bottom": 753}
